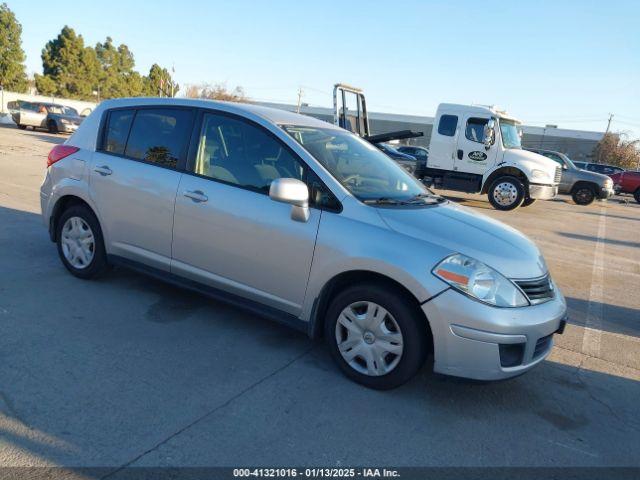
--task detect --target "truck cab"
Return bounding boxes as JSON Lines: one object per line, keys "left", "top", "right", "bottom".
{"left": 426, "top": 104, "right": 561, "bottom": 210}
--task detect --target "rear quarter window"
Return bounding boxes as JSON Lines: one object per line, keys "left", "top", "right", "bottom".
{"left": 437, "top": 114, "right": 458, "bottom": 137}
{"left": 102, "top": 109, "right": 135, "bottom": 155}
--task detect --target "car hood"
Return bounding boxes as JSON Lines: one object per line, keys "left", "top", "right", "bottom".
{"left": 377, "top": 202, "right": 547, "bottom": 279}
{"left": 573, "top": 168, "right": 611, "bottom": 185}
{"left": 51, "top": 114, "right": 83, "bottom": 123}
{"left": 505, "top": 149, "right": 559, "bottom": 179}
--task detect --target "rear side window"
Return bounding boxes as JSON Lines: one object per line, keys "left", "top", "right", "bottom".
{"left": 438, "top": 114, "right": 458, "bottom": 136}
{"left": 103, "top": 109, "right": 134, "bottom": 155}
{"left": 124, "top": 108, "right": 194, "bottom": 169}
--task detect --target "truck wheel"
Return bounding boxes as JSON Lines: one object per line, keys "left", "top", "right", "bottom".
{"left": 522, "top": 197, "right": 536, "bottom": 207}
{"left": 634, "top": 189, "right": 640, "bottom": 204}
{"left": 18, "top": 124, "right": 27, "bottom": 130}
{"left": 325, "top": 283, "right": 428, "bottom": 390}
{"left": 572, "top": 185, "right": 595, "bottom": 205}
{"left": 488, "top": 176, "right": 525, "bottom": 210}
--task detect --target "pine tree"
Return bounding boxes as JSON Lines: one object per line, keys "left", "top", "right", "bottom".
{"left": 35, "top": 26, "right": 101, "bottom": 100}
{"left": 0, "top": 3, "right": 28, "bottom": 93}
{"left": 144, "top": 63, "right": 179, "bottom": 97}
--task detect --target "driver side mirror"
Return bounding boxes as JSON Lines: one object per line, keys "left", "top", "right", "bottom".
{"left": 269, "top": 178, "right": 310, "bottom": 222}
{"left": 483, "top": 119, "right": 496, "bottom": 150}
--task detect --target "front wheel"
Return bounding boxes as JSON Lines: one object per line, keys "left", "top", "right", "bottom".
{"left": 572, "top": 186, "right": 595, "bottom": 205}
{"left": 325, "top": 284, "right": 428, "bottom": 390}
{"left": 17, "top": 124, "right": 27, "bottom": 130}
{"left": 47, "top": 120, "right": 58, "bottom": 134}
{"left": 488, "top": 176, "right": 526, "bottom": 210}
{"left": 634, "top": 189, "right": 640, "bottom": 204}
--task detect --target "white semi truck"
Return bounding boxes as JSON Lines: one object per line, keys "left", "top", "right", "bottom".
{"left": 333, "top": 85, "right": 561, "bottom": 210}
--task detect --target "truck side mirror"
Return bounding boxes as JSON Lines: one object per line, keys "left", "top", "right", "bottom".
{"left": 483, "top": 119, "right": 496, "bottom": 150}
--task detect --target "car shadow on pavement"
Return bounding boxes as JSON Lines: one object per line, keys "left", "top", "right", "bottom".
{"left": 565, "top": 296, "right": 640, "bottom": 339}
{"left": 557, "top": 232, "right": 640, "bottom": 249}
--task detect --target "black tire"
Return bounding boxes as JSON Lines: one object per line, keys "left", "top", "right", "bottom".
{"left": 634, "top": 189, "right": 640, "bottom": 204}
{"left": 47, "top": 120, "right": 58, "bottom": 134}
{"left": 521, "top": 197, "right": 537, "bottom": 207}
{"left": 572, "top": 185, "right": 596, "bottom": 205}
{"left": 487, "top": 176, "right": 526, "bottom": 211}
{"left": 324, "top": 283, "right": 429, "bottom": 390}
{"left": 56, "top": 204, "right": 110, "bottom": 279}
{"left": 17, "top": 124, "right": 27, "bottom": 130}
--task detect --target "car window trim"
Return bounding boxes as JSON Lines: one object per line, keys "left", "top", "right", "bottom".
{"left": 97, "top": 105, "right": 196, "bottom": 172}
{"left": 184, "top": 107, "right": 342, "bottom": 213}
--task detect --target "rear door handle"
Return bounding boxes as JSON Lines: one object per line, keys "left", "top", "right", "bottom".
{"left": 94, "top": 165, "right": 112, "bottom": 176}
{"left": 184, "top": 190, "right": 208, "bottom": 203}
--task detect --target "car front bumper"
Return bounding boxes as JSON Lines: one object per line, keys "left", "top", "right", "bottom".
{"left": 528, "top": 184, "right": 558, "bottom": 200}
{"left": 59, "top": 123, "right": 79, "bottom": 133}
{"left": 422, "top": 288, "right": 567, "bottom": 380}
{"left": 598, "top": 186, "right": 615, "bottom": 199}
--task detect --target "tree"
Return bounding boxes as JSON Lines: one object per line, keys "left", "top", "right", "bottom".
{"left": 184, "top": 82, "right": 249, "bottom": 103}
{"left": 144, "top": 63, "right": 178, "bottom": 97}
{"left": 0, "top": 3, "right": 28, "bottom": 92}
{"left": 95, "top": 37, "right": 144, "bottom": 98}
{"left": 593, "top": 132, "right": 640, "bottom": 170}
{"left": 35, "top": 26, "right": 101, "bottom": 100}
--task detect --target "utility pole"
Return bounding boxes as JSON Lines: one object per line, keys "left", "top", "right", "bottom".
{"left": 605, "top": 113, "right": 614, "bottom": 133}
{"left": 598, "top": 113, "right": 614, "bottom": 163}
{"left": 296, "top": 87, "right": 303, "bottom": 113}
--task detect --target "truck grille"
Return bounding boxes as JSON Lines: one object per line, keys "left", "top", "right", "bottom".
{"left": 554, "top": 166, "right": 562, "bottom": 183}
{"left": 514, "top": 274, "right": 555, "bottom": 305}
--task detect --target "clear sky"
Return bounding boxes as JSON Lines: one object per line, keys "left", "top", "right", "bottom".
{"left": 9, "top": 0, "right": 640, "bottom": 137}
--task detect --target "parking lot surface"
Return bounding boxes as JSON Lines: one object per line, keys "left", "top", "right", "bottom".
{"left": 1, "top": 125, "right": 639, "bottom": 470}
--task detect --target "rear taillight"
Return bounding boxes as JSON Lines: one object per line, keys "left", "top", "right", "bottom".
{"left": 47, "top": 145, "right": 79, "bottom": 167}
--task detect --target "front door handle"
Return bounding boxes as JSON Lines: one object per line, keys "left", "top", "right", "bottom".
{"left": 94, "top": 165, "right": 112, "bottom": 176}
{"left": 184, "top": 190, "right": 208, "bottom": 203}
{"left": 457, "top": 149, "right": 463, "bottom": 160}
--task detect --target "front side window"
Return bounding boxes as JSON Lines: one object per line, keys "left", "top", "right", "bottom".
{"left": 438, "top": 114, "right": 458, "bottom": 137}
{"left": 125, "top": 108, "right": 194, "bottom": 169}
{"left": 284, "top": 125, "right": 433, "bottom": 204}
{"left": 103, "top": 109, "right": 134, "bottom": 155}
{"left": 465, "top": 117, "right": 489, "bottom": 143}
{"left": 499, "top": 120, "right": 522, "bottom": 149}
{"left": 193, "top": 113, "right": 305, "bottom": 192}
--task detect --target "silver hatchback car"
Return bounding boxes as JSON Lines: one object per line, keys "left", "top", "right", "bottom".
{"left": 41, "top": 98, "right": 567, "bottom": 389}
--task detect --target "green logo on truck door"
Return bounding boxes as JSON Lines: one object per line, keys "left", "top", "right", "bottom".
{"left": 468, "top": 151, "right": 487, "bottom": 162}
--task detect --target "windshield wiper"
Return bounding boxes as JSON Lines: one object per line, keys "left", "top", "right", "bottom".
{"left": 403, "top": 192, "right": 446, "bottom": 205}
{"left": 363, "top": 197, "right": 404, "bottom": 205}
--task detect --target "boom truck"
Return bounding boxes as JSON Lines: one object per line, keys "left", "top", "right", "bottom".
{"left": 332, "top": 84, "right": 561, "bottom": 210}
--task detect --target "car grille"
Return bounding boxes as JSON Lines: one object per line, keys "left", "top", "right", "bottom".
{"left": 514, "top": 274, "right": 555, "bottom": 305}
{"left": 554, "top": 166, "right": 562, "bottom": 183}
{"left": 533, "top": 334, "right": 553, "bottom": 359}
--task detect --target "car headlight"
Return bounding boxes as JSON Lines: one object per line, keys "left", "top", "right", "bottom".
{"left": 432, "top": 254, "right": 529, "bottom": 307}
{"left": 531, "top": 169, "right": 550, "bottom": 182}
{"left": 604, "top": 179, "right": 613, "bottom": 187}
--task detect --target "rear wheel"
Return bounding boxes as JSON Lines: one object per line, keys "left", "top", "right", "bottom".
{"left": 17, "top": 124, "right": 27, "bottom": 130}
{"left": 325, "top": 284, "right": 428, "bottom": 390}
{"left": 56, "top": 205, "right": 109, "bottom": 279}
{"left": 572, "top": 185, "right": 596, "bottom": 205}
{"left": 634, "top": 189, "right": 640, "bottom": 204}
{"left": 488, "top": 176, "right": 526, "bottom": 210}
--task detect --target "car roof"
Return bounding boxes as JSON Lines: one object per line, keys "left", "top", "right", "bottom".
{"left": 98, "top": 97, "right": 339, "bottom": 130}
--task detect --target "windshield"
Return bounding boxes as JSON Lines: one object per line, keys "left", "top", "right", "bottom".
{"left": 499, "top": 120, "right": 522, "bottom": 149}
{"left": 283, "top": 125, "right": 438, "bottom": 204}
